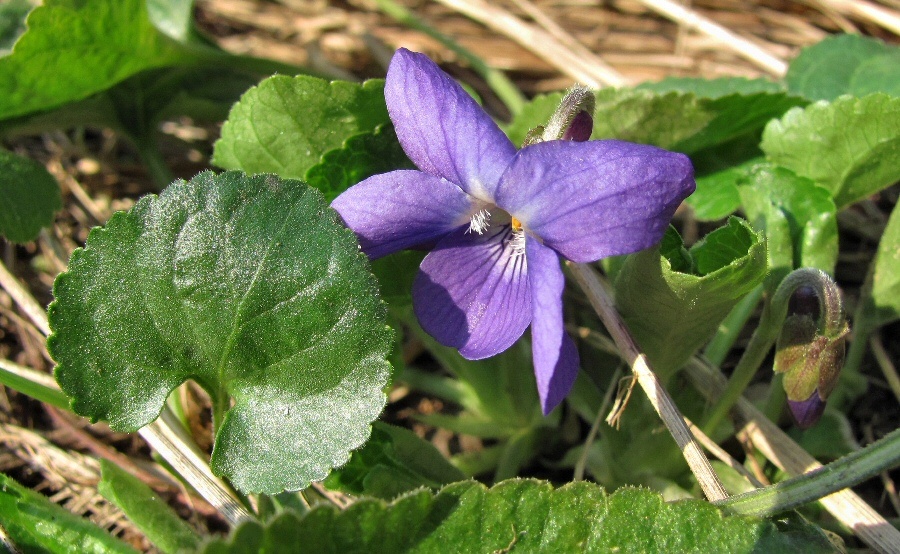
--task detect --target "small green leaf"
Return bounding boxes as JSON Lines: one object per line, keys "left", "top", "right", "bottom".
{"left": 785, "top": 34, "right": 900, "bottom": 101}
{"left": 0, "top": 148, "right": 61, "bottom": 243}
{"left": 592, "top": 88, "right": 710, "bottom": 149}
{"left": 738, "top": 164, "right": 839, "bottom": 285}
{"left": 98, "top": 459, "right": 201, "bottom": 554}
{"left": 592, "top": 88, "right": 804, "bottom": 154}
{"left": 504, "top": 91, "right": 565, "bottom": 146}
{"left": 49, "top": 171, "right": 392, "bottom": 494}
{"left": 637, "top": 76, "right": 784, "bottom": 97}
{"left": 687, "top": 135, "right": 765, "bottom": 221}
{"left": 202, "top": 481, "right": 835, "bottom": 553}
{"left": 689, "top": 160, "right": 757, "bottom": 221}
{"left": 857, "top": 201, "right": 900, "bottom": 333}
{"left": 324, "top": 422, "right": 465, "bottom": 499}
{"left": 213, "top": 76, "right": 390, "bottom": 180}
{"left": 0, "top": 0, "right": 190, "bottom": 121}
{"left": 0, "top": 472, "right": 139, "bottom": 554}
{"left": 761, "top": 93, "right": 900, "bottom": 208}
{"left": 613, "top": 218, "right": 768, "bottom": 378}
{"left": 305, "top": 125, "right": 414, "bottom": 202}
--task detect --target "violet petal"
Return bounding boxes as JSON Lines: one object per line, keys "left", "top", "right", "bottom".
{"left": 789, "top": 392, "right": 826, "bottom": 430}
{"left": 331, "top": 169, "right": 474, "bottom": 260}
{"left": 413, "top": 226, "right": 531, "bottom": 359}
{"left": 386, "top": 48, "right": 517, "bottom": 203}
{"left": 494, "top": 140, "right": 695, "bottom": 263}
{"left": 527, "top": 238, "right": 580, "bottom": 414}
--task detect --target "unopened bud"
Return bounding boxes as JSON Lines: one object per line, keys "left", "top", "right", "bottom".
{"left": 523, "top": 85, "right": 595, "bottom": 146}
{"left": 562, "top": 110, "right": 593, "bottom": 142}
{"left": 773, "top": 270, "right": 849, "bottom": 429}
{"left": 788, "top": 392, "right": 827, "bottom": 430}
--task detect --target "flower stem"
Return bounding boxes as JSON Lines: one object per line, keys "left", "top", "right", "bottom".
{"left": 134, "top": 137, "right": 174, "bottom": 191}
{"left": 702, "top": 284, "right": 763, "bottom": 367}
{"left": 568, "top": 262, "right": 728, "bottom": 502}
{"left": 372, "top": 0, "right": 527, "bottom": 116}
{"left": 717, "top": 427, "right": 900, "bottom": 517}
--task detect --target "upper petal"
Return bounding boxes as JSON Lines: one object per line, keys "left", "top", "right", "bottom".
{"left": 386, "top": 48, "right": 517, "bottom": 202}
{"left": 494, "top": 140, "right": 695, "bottom": 263}
{"left": 331, "top": 169, "right": 474, "bottom": 259}
{"left": 413, "top": 225, "right": 531, "bottom": 359}
{"left": 527, "top": 238, "right": 580, "bottom": 414}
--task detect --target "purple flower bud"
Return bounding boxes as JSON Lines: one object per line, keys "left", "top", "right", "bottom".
{"left": 562, "top": 110, "right": 593, "bottom": 142}
{"left": 788, "top": 391, "right": 827, "bottom": 430}
{"left": 773, "top": 270, "right": 849, "bottom": 428}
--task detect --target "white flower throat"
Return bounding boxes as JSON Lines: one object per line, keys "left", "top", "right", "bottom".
{"left": 466, "top": 207, "right": 526, "bottom": 257}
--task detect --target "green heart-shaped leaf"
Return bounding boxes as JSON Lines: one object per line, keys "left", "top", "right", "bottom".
{"left": 0, "top": 148, "right": 61, "bottom": 243}
{"left": 592, "top": 88, "right": 804, "bottom": 154}
{"left": 613, "top": 218, "right": 767, "bottom": 378}
{"left": 213, "top": 76, "right": 390, "bottom": 180}
{"left": 202, "top": 480, "right": 836, "bottom": 553}
{"left": 305, "top": 125, "right": 413, "bottom": 202}
{"left": 687, "top": 134, "right": 766, "bottom": 221}
{"left": 738, "top": 163, "right": 838, "bottom": 285}
{"left": 0, "top": 0, "right": 190, "bottom": 121}
{"left": 761, "top": 93, "right": 900, "bottom": 208}
{"left": 49, "top": 171, "right": 392, "bottom": 494}
{"left": 785, "top": 34, "right": 900, "bottom": 101}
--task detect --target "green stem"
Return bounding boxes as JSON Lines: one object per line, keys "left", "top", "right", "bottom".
{"left": 718, "top": 427, "right": 900, "bottom": 517}
{"left": 398, "top": 365, "right": 470, "bottom": 406}
{"left": 0, "top": 359, "right": 69, "bottom": 411}
{"left": 372, "top": 0, "right": 526, "bottom": 116}
{"left": 135, "top": 137, "right": 174, "bottom": 191}
{"left": 702, "top": 298, "right": 781, "bottom": 435}
{"left": 763, "top": 373, "right": 786, "bottom": 424}
{"left": 703, "top": 285, "right": 763, "bottom": 367}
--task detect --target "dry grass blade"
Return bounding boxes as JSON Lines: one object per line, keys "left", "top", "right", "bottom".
{"left": 434, "top": 0, "right": 628, "bottom": 87}
{"left": 0, "top": 423, "right": 150, "bottom": 549}
{"left": 813, "top": 0, "right": 900, "bottom": 35}
{"left": 568, "top": 262, "right": 729, "bottom": 502}
{"left": 634, "top": 0, "right": 789, "bottom": 75}
{"left": 507, "top": 0, "right": 629, "bottom": 85}
{"left": 0, "top": 260, "right": 50, "bottom": 337}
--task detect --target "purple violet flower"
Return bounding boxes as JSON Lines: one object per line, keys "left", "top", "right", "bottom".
{"left": 332, "top": 48, "right": 696, "bottom": 414}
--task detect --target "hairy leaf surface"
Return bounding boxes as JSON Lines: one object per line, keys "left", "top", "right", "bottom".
{"left": 49, "top": 171, "right": 392, "bottom": 493}
{"left": 203, "top": 481, "right": 834, "bottom": 553}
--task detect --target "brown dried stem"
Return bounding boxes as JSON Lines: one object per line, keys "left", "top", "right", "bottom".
{"left": 568, "top": 262, "right": 729, "bottom": 502}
